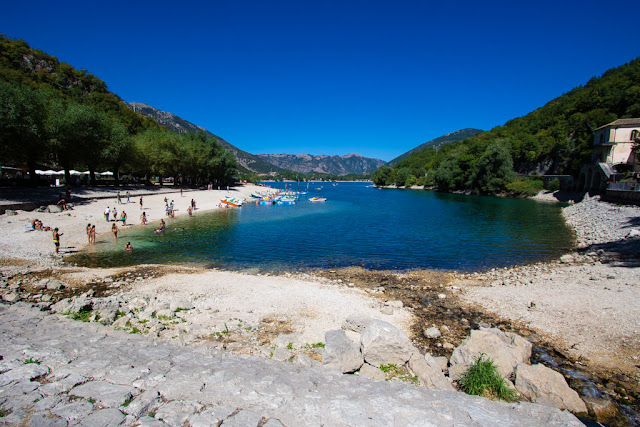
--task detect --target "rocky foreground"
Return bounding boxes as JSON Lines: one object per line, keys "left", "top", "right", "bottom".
{"left": 0, "top": 302, "right": 581, "bottom": 426}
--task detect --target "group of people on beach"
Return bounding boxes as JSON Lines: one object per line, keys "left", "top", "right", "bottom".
{"left": 45, "top": 190, "right": 206, "bottom": 255}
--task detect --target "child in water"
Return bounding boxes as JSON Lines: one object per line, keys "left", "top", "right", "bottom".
{"left": 124, "top": 242, "right": 133, "bottom": 251}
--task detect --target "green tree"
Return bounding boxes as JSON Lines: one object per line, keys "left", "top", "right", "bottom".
{"left": 0, "top": 80, "right": 51, "bottom": 185}
{"left": 395, "top": 167, "right": 413, "bottom": 187}
{"left": 372, "top": 165, "right": 394, "bottom": 186}
{"left": 469, "top": 140, "right": 516, "bottom": 194}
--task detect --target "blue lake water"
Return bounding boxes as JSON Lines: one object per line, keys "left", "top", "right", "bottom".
{"left": 68, "top": 182, "right": 575, "bottom": 272}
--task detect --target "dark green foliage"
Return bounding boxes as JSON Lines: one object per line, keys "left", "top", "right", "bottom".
{"left": 505, "top": 177, "right": 544, "bottom": 196}
{"left": 458, "top": 354, "right": 518, "bottom": 401}
{"left": 372, "top": 165, "right": 395, "bottom": 186}
{"left": 545, "top": 178, "right": 560, "bottom": 192}
{"left": 0, "top": 35, "right": 238, "bottom": 186}
{"left": 374, "top": 57, "right": 640, "bottom": 194}
{"left": 469, "top": 140, "right": 516, "bottom": 194}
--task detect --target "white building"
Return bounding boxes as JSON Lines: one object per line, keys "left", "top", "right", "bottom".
{"left": 579, "top": 118, "right": 640, "bottom": 192}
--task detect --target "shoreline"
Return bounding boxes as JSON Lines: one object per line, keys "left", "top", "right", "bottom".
{"left": 0, "top": 187, "right": 638, "bottom": 423}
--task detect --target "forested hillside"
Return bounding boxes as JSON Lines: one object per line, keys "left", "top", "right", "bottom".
{"left": 388, "top": 128, "right": 483, "bottom": 166}
{"left": 0, "top": 35, "right": 238, "bottom": 186}
{"left": 128, "top": 102, "right": 281, "bottom": 174}
{"left": 375, "top": 58, "right": 640, "bottom": 194}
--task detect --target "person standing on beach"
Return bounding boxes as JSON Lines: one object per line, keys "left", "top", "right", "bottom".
{"left": 86, "top": 224, "right": 92, "bottom": 244}
{"left": 117, "top": 192, "right": 121, "bottom": 204}
{"left": 139, "top": 196, "right": 143, "bottom": 210}
{"left": 111, "top": 223, "right": 118, "bottom": 240}
{"left": 104, "top": 207, "right": 110, "bottom": 222}
{"left": 112, "top": 207, "right": 117, "bottom": 221}
{"left": 140, "top": 211, "right": 147, "bottom": 225}
{"left": 126, "top": 191, "right": 130, "bottom": 203}
{"left": 90, "top": 225, "right": 96, "bottom": 245}
{"left": 120, "top": 211, "right": 127, "bottom": 226}
{"left": 52, "top": 228, "right": 63, "bottom": 254}
{"left": 180, "top": 188, "right": 183, "bottom": 197}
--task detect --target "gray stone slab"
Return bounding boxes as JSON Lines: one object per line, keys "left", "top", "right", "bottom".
{"left": 223, "top": 409, "right": 263, "bottom": 427}
{"left": 69, "top": 381, "right": 135, "bottom": 408}
{"left": 50, "top": 400, "right": 95, "bottom": 421}
{"left": 0, "top": 303, "right": 584, "bottom": 427}
{"left": 77, "top": 408, "right": 126, "bottom": 426}
{"left": 29, "top": 414, "right": 69, "bottom": 427}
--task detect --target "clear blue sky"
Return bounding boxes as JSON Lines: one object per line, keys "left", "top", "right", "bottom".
{"left": 2, "top": 1, "right": 639, "bottom": 161}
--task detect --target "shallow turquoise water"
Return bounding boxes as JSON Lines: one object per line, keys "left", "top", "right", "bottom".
{"left": 68, "top": 182, "right": 574, "bottom": 272}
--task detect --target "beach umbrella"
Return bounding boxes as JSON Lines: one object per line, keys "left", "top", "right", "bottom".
{"left": 69, "top": 170, "right": 83, "bottom": 176}
{"left": 100, "top": 171, "right": 114, "bottom": 176}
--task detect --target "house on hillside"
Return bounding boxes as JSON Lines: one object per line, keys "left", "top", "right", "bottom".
{"left": 578, "top": 118, "right": 640, "bottom": 192}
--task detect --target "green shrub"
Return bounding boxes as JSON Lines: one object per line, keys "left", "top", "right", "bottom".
{"left": 505, "top": 177, "right": 544, "bottom": 196}
{"left": 544, "top": 178, "right": 560, "bottom": 192}
{"left": 71, "top": 309, "right": 93, "bottom": 322}
{"left": 457, "top": 354, "right": 518, "bottom": 401}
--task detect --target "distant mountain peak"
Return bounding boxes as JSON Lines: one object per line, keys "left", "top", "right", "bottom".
{"left": 257, "top": 153, "right": 385, "bottom": 176}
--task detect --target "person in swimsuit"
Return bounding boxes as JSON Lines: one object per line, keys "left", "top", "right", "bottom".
{"left": 86, "top": 224, "right": 92, "bottom": 244}
{"left": 111, "top": 223, "right": 118, "bottom": 240}
{"left": 125, "top": 242, "right": 133, "bottom": 251}
{"left": 140, "top": 212, "right": 147, "bottom": 225}
{"left": 52, "top": 228, "right": 63, "bottom": 254}
{"left": 139, "top": 196, "right": 143, "bottom": 209}
{"left": 90, "top": 225, "right": 96, "bottom": 245}
{"left": 120, "top": 211, "right": 127, "bottom": 226}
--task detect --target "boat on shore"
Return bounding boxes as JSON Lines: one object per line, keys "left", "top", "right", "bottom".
{"left": 308, "top": 197, "right": 326, "bottom": 202}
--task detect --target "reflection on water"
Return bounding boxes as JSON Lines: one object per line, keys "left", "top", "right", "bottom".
{"left": 67, "top": 183, "right": 574, "bottom": 272}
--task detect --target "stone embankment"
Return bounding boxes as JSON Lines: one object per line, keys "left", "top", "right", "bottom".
{"left": 0, "top": 302, "right": 582, "bottom": 426}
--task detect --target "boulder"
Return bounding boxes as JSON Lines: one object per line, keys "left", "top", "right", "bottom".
{"left": 47, "top": 205, "right": 62, "bottom": 213}
{"left": 322, "top": 329, "right": 363, "bottom": 373}
{"left": 342, "top": 314, "right": 370, "bottom": 333}
{"left": 46, "top": 280, "right": 64, "bottom": 291}
{"left": 4, "top": 210, "right": 17, "bottom": 216}
{"left": 449, "top": 328, "right": 532, "bottom": 380}
{"left": 360, "top": 319, "right": 415, "bottom": 367}
{"left": 515, "top": 363, "right": 587, "bottom": 414}
{"left": 408, "top": 352, "right": 454, "bottom": 391}
{"left": 423, "top": 327, "right": 441, "bottom": 339}
{"left": 357, "top": 363, "right": 386, "bottom": 381}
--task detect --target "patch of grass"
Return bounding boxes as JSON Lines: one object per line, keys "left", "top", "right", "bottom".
{"left": 305, "top": 342, "right": 325, "bottom": 349}
{"left": 174, "top": 307, "right": 190, "bottom": 313}
{"left": 130, "top": 327, "right": 142, "bottom": 334}
{"left": 139, "top": 319, "right": 148, "bottom": 324}
{"left": 114, "top": 310, "right": 126, "bottom": 321}
{"left": 121, "top": 395, "right": 134, "bottom": 407}
{"left": 157, "top": 315, "right": 172, "bottom": 321}
{"left": 23, "top": 358, "right": 40, "bottom": 365}
{"left": 148, "top": 411, "right": 155, "bottom": 418}
{"left": 379, "top": 363, "right": 419, "bottom": 384}
{"left": 71, "top": 309, "right": 93, "bottom": 322}
{"left": 0, "top": 407, "right": 12, "bottom": 417}
{"left": 87, "top": 398, "right": 95, "bottom": 404}
{"left": 457, "top": 354, "right": 518, "bottom": 402}
{"left": 379, "top": 363, "right": 398, "bottom": 374}
{"left": 286, "top": 342, "right": 294, "bottom": 350}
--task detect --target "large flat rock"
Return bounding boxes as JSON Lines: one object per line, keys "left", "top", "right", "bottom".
{"left": 0, "top": 303, "right": 582, "bottom": 426}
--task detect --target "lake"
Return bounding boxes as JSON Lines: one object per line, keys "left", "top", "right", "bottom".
{"left": 68, "top": 182, "right": 574, "bottom": 272}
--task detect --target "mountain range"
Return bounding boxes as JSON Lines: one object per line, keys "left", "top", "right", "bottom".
{"left": 128, "top": 102, "right": 387, "bottom": 176}
{"left": 257, "top": 153, "right": 386, "bottom": 175}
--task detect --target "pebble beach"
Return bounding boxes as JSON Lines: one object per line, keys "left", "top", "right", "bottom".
{"left": 0, "top": 187, "right": 638, "bottom": 425}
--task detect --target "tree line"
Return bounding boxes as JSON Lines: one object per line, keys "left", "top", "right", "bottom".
{"left": 374, "top": 57, "right": 640, "bottom": 195}
{"left": 0, "top": 79, "right": 238, "bottom": 187}
{"left": 0, "top": 35, "right": 238, "bottom": 187}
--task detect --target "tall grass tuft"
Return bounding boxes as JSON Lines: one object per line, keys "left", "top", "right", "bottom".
{"left": 458, "top": 354, "right": 518, "bottom": 401}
